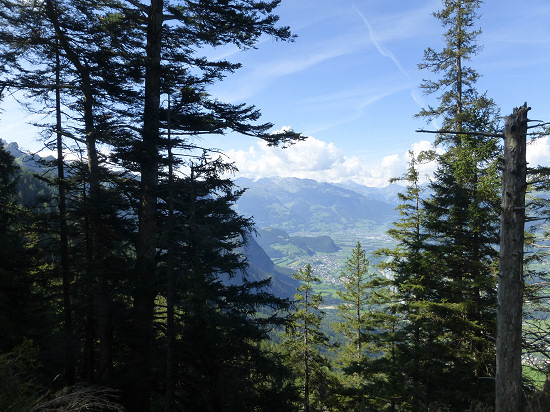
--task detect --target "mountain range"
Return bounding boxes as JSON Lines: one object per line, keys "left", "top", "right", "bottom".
{"left": 2, "top": 140, "right": 402, "bottom": 298}
{"left": 234, "top": 177, "right": 399, "bottom": 234}
{"left": 232, "top": 177, "right": 401, "bottom": 296}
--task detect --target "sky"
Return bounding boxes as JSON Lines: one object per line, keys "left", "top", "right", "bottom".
{"left": 3, "top": 0, "right": 550, "bottom": 187}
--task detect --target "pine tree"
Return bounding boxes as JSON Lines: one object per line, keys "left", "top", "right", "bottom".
{"left": 334, "top": 242, "right": 370, "bottom": 410}
{"left": 414, "top": 0, "right": 501, "bottom": 407}
{"left": 1, "top": 1, "right": 304, "bottom": 409}
{"left": 281, "top": 264, "right": 333, "bottom": 412}
{"left": 375, "top": 153, "right": 434, "bottom": 409}
{"left": 91, "top": 2, "right": 304, "bottom": 406}
{"left": 335, "top": 242, "right": 399, "bottom": 410}
{"left": 336, "top": 243, "right": 370, "bottom": 355}
{"left": 0, "top": 0, "right": 128, "bottom": 384}
{"left": 156, "top": 154, "right": 293, "bottom": 410}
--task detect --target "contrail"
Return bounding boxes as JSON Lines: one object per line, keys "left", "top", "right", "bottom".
{"left": 352, "top": 5, "right": 435, "bottom": 119}
{"left": 353, "top": 5, "right": 410, "bottom": 79}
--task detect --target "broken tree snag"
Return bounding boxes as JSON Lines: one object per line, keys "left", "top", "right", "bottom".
{"left": 496, "top": 103, "right": 530, "bottom": 412}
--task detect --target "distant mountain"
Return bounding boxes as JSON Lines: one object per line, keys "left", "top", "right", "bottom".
{"left": 1, "top": 140, "right": 55, "bottom": 208}
{"left": 1, "top": 139, "right": 55, "bottom": 173}
{"left": 2, "top": 140, "right": 298, "bottom": 298}
{"left": 234, "top": 177, "right": 397, "bottom": 233}
{"left": 254, "top": 227, "right": 339, "bottom": 259}
{"left": 333, "top": 181, "right": 405, "bottom": 205}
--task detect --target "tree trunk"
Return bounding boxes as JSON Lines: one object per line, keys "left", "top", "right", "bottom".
{"left": 129, "top": 0, "right": 163, "bottom": 409}
{"left": 165, "top": 95, "right": 175, "bottom": 412}
{"left": 56, "top": 38, "right": 74, "bottom": 386}
{"left": 45, "top": 0, "right": 111, "bottom": 384}
{"left": 496, "top": 103, "right": 529, "bottom": 411}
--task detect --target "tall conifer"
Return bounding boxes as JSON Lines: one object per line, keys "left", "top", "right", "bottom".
{"left": 414, "top": 0, "right": 501, "bottom": 407}
{"left": 336, "top": 242, "right": 398, "bottom": 410}
{"left": 1, "top": 1, "right": 304, "bottom": 409}
{"left": 376, "top": 153, "right": 434, "bottom": 409}
{"left": 282, "top": 264, "right": 333, "bottom": 412}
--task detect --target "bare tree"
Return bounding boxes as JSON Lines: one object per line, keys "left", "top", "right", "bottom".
{"left": 496, "top": 103, "right": 529, "bottom": 412}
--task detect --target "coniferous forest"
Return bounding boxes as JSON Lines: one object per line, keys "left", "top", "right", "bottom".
{"left": 1, "top": 0, "right": 550, "bottom": 411}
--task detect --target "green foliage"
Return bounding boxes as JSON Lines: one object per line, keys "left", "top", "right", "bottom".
{"left": 402, "top": 0, "right": 502, "bottom": 407}
{"left": 335, "top": 242, "right": 371, "bottom": 350}
{"left": 4, "top": 0, "right": 550, "bottom": 409}
{"left": 333, "top": 242, "right": 401, "bottom": 410}
{"left": 417, "top": 0, "right": 486, "bottom": 139}
{"left": 0, "top": 0, "right": 304, "bottom": 407}
{"left": 16, "top": 169, "right": 56, "bottom": 210}
{"left": 154, "top": 155, "right": 294, "bottom": 410}
{"left": 281, "top": 264, "right": 336, "bottom": 411}
{"left": 0, "top": 143, "right": 53, "bottom": 354}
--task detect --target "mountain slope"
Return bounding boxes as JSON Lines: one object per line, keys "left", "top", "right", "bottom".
{"left": 1, "top": 140, "right": 55, "bottom": 173}
{"left": 234, "top": 177, "right": 396, "bottom": 233}
{"left": 239, "top": 234, "right": 300, "bottom": 298}
{"left": 334, "top": 181, "right": 405, "bottom": 205}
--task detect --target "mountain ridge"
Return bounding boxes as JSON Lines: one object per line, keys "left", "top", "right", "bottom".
{"left": 1, "top": 139, "right": 55, "bottom": 172}
{"left": 234, "top": 176, "right": 398, "bottom": 234}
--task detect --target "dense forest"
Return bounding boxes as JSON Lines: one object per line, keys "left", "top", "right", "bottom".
{"left": 1, "top": 0, "right": 550, "bottom": 411}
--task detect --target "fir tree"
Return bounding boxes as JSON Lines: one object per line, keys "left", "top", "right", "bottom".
{"left": 375, "top": 153, "right": 433, "bottom": 409}
{"left": 334, "top": 242, "right": 371, "bottom": 410}
{"left": 156, "top": 154, "right": 294, "bottom": 410}
{"left": 0, "top": 1, "right": 304, "bottom": 409}
{"left": 414, "top": 0, "right": 501, "bottom": 407}
{"left": 282, "top": 264, "right": 333, "bottom": 412}
{"left": 335, "top": 242, "right": 399, "bottom": 410}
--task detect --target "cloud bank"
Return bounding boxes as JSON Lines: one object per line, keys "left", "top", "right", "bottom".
{"left": 527, "top": 136, "right": 550, "bottom": 168}
{"left": 225, "top": 132, "right": 440, "bottom": 187}
{"left": 226, "top": 131, "right": 550, "bottom": 188}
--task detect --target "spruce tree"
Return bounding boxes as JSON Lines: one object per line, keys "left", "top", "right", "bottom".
{"left": 282, "top": 264, "right": 333, "bottom": 412}
{"left": 156, "top": 154, "right": 293, "bottom": 410}
{"left": 0, "top": 0, "right": 130, "bottom": 385}
{"left": 88, "top": 2, "right": 304, "bottom": 406}
{"left": 0, "top": 142, "right": 29, "bottom": 351}
{"left": 375, "top": 153, "right": 433, "bottom": 409}
{"left": 336, "top": 242, "right": 399, "bottom": 410}
{"left": 336, "top": 242, "right": 371, "bottom": 357}
{"left": 1, "top": 1, "right": 304, "bottom": 409}
{"left": 334, "top": 242, "right": 370, "bottom": 410}
{"left": 414, "top": 0, "right": 501, "bottom": 407}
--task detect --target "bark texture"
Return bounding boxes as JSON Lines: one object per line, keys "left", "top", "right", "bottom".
{"left": 496, "top": 103, "right": 529, "bottom": 411}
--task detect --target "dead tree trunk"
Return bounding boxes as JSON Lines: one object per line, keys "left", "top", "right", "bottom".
{"left": 496, "top": 103, "right": 529, "bottom": 411}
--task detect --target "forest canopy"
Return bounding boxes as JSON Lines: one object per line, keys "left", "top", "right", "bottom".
{"left": 1, "top": 0, "right": 550, "bottom": 411}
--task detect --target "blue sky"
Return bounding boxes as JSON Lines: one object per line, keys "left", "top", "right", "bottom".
{"left": 3, "top": 0, "right": 550, "bottom": 186}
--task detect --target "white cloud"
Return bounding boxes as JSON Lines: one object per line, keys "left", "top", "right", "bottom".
{"left": 226, "top": 133, "right": 550, "bottom": 189}
{"left": 225, "top": 134, "right": 439, "bottom": 187}
{"left": 527, "top": 136, "right": 550, "bottom": 168}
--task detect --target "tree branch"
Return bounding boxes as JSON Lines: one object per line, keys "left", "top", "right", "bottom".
{"left": 416, "top": 129, "right": 504, "bottom": 138}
